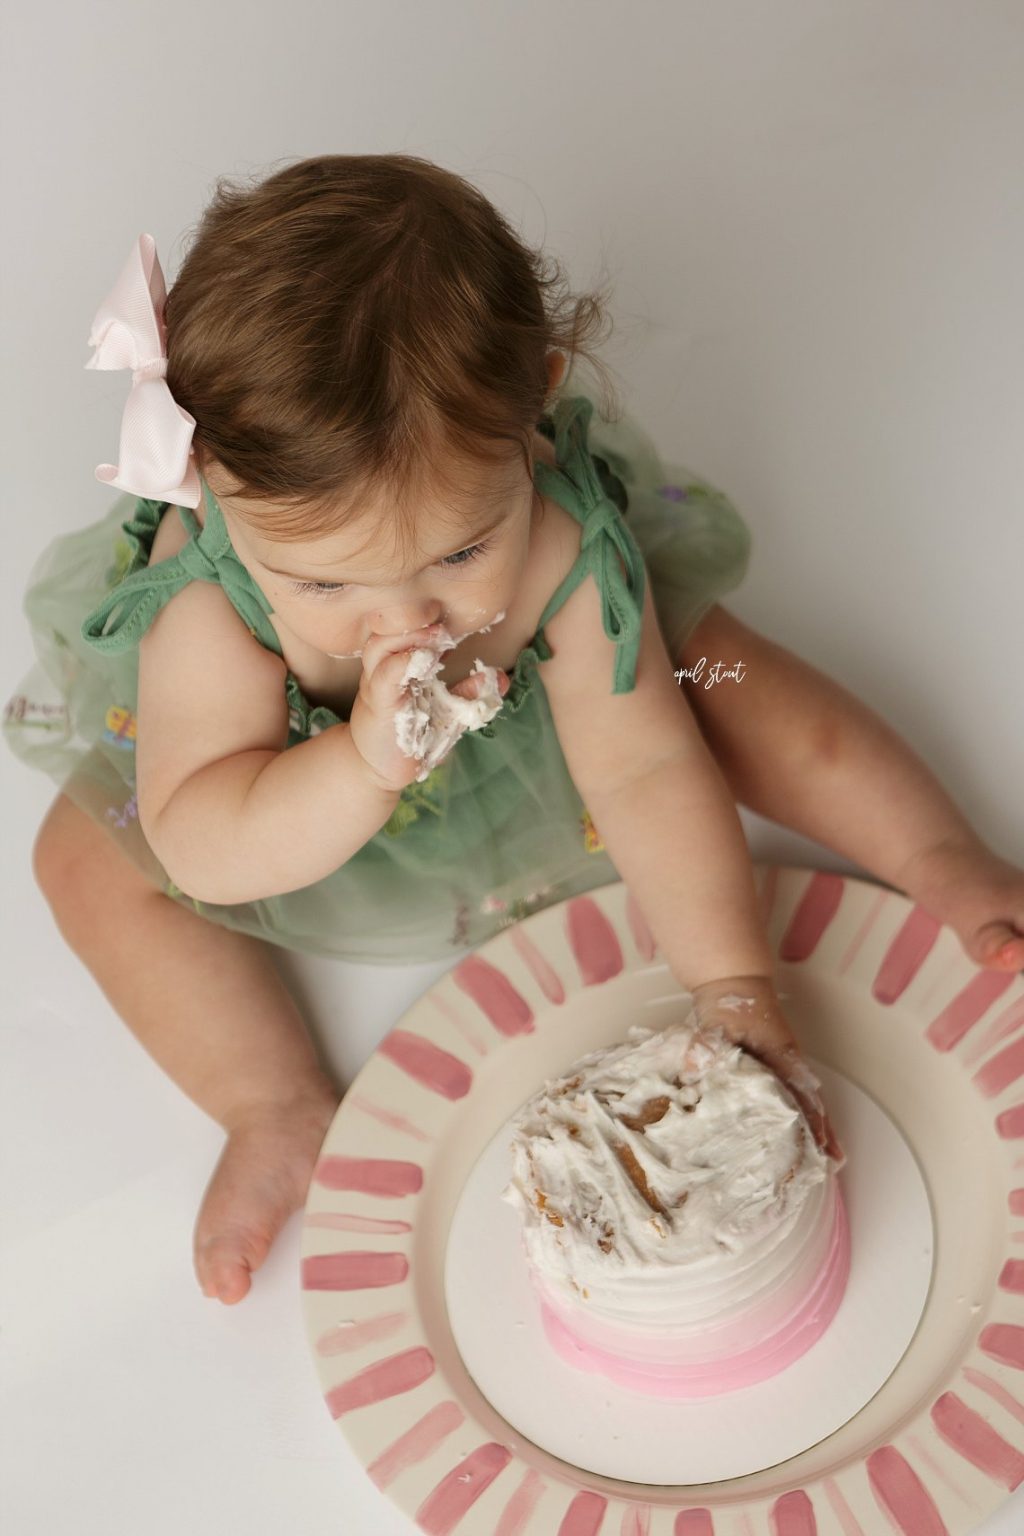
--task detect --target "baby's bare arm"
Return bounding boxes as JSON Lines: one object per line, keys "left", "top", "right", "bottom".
{"left": 135, "top": 511, "right": 441, "bottom": 906}
{"left": 577, "top": 741, "right": 774, "bottom": 987}
{"left": 542, "top": 577, "right": 773, "bottom": 990}
{"left": 150, "top": 726, "right": 400, "bottom": 905}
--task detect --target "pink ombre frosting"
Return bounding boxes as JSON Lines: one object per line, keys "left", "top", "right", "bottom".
{"left": 534, "top": 1181, "right": 851, "bottom": 1397}
{"left": 502, "top": 1016, "right": 850, "bottom": 1398}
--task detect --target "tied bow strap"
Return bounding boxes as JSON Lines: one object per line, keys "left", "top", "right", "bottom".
{"left": 534, "top": 395, "right": 646, "bottom": 694}
{"left": 85, "top": 233, "right": 202, "bottom": 509}
{"left": 81, "top": 498, "right": 277, "bottom": 656}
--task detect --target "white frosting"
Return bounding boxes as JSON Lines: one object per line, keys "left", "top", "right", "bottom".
{"left": 501, "top": 1016, "right": 833, "bottom": 1335}
{"left": 393, "top": 613, "right": 507, "bottom": 781}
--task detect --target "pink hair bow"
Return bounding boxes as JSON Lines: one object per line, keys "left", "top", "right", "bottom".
{"left": 84, "top": 232, "right": 202, "bottom": 508}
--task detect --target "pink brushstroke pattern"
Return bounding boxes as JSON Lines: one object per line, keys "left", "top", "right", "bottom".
{"left": 778, "top": 872, "right": 844, "bottom": 962}
{"left": 821, "top": 1477, "right": 866, "bottom": 1536}
{"left": 451, "top": 953, "right": 536, "bottom": 1036}
{"left": 837, "top": 887, "right": 889, "bottom": 976}
{"left": 315, "top": 1155, "right": 422, "bottom": 1196}
{"left": 769, "top": 1489, "right": 817, "bottom": 1536}
{"left": 509, "top": 925, "right": 567, "bottom": 1004}
{"left": 866, "top": 1446, "right": 948, "bottom": 1536}
{"left": 980, "top": 1322, "right": 1024, "bottom": 1368}
{"left": 626, "top": 887, "right": 657, "bottom": 960}
{"left": 347, "top": 1092, "right": 433, "bottom": 1141}
{"left": 976, "top": 1034, "right": 1024, "bottom": 1098}
{"left": 872, "top": 907, "right": 943, "bottom": 1003}
{"left": 926, "top": 971, "right": 1019, "bottom": 1052}
{"left": 1008, "top": 1189, "right": 1024, "bottom": 1216}
{"left": 931, "top": 1390, "right": 1024, "bottom": 1490}
{"left": 673, "top": 1511, "right": 713, "bottom": 1536}
{"left": 999, "top": 1259, "right": 1024, "bottom": 1293}
{"left": 325, "top": 1345, "right": 435, "bottom": 1417}
{"left": 414, "top": 1442, "right": 513, "bottom": 1534}
{"left": 567, "top": 896, "right": 623, "bottom": 985}
{"left": 316, "top": 1309, "right": 408, "bottom": 1356}
{"left": 367, "top": 1399, "right": 465, "bottom": 1489}
{"left": 962, "top": 1365, "right": 1024, "bottom": 1426}
{"left": 557, "top": 1489, "right": 608, "bottom": 1536}
{"left": 379, "top": 1028, "right": 472, "bottom": 1099}
{"left": 997, "top": 1104, "right": 1024, "bottom": 1139}
{"left": 620, "top": 1503, "right": 651, "bottom": 1535}
{"left": 962, "top": 997, "right": 1024, "bottom": 1070}
{"left": 302, "top": 1250, "right": 407, "bottom": 1291}
{"left": 494, "top": 1468, "right": 546, "bottom": 1536}
{"left": 431, "top": 992, "right": 491, "bottom": 1055}
{"left": 305, "top": 1212, "right": 412, "bottom": 1234}
{"left": 905, "top": 1430, "right": 975, "bottom": 1507}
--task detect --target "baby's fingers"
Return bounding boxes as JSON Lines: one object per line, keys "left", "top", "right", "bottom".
{"left": 449, "top": 668, "right": 510, "bottom": 701}
{"left": 742, "top": 1041, "right": 845, "bottom": 1167}
{"left": 360, "top": 624, "right": 451, "bottom": 688}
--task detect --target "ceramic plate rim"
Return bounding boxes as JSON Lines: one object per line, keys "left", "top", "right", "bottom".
{"left": 300, "top": 864, "right": 1024, "bottom": 1536}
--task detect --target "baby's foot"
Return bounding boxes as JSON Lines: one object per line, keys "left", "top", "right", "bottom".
{"left": 193, "top": 1083, "right": 341, "bottom": 1305}
{"left": 897, "top": 836, "right": 1024, "bottom": 972}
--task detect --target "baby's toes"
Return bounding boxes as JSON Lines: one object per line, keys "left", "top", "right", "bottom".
{"left": 964, "top": 918, "right": 1024, "bottom": 971}
{"left": 195, "top": 1223, "right": 273, "bottom": 1305}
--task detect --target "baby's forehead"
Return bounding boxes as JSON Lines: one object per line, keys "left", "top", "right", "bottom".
{"left": 241, "top": 472, "right": 528, "bottom": 582}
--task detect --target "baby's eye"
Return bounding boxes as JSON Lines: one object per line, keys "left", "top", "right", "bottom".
{"left": 289, "top": 578, "right": 346, "bottom": 598}
{"left": 440, "top": 539, "right": 489, "bottom": 568}
{"left": 288, "top": 538, "right": 490, "bottom": 597}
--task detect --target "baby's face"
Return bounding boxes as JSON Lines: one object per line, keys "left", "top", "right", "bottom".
{"left": 208, "top": 457, "right": 537, "bottom": 657}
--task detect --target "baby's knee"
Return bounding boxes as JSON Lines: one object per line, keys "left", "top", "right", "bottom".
{"left": 31, "top": 791, "right": 152, "bottom": 918}
{"left": 32, "top": 793, "right": 85, "bottom": 900}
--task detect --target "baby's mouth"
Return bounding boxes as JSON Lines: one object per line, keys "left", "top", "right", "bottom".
{"left": 448, "top": 607, "right": 507, "bottom": 646}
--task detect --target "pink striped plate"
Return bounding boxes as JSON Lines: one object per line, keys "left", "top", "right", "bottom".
{"left": 300, "top": 864, "right": 1024, "bottom": 1535}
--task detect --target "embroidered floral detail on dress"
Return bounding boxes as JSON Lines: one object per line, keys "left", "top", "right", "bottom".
{"left": 581, "top": 806, "right": 605, "bottom": 853}
{"left": 165, "top": 877, "right": 205, "bottom": 914}
{"left": 479, "top": 881, "right": 559, "bottom": 928}
{"left": 104, "top": 533, "right": 135, "bottom": 590}
{"left": 105, "top": 792, "right": 139, "bottom": 829}
{"left": 382, "top": 759, "right": 451, "bottom": 836}
{"left": 102, "top": 705, "right": 137, "bottom": 748}
{"left": 3, "top": 694, "right": 70, "bottom": 733}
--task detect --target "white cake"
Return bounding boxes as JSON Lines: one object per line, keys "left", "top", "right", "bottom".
{"left": 393, "top": 615, "right": 506, "bottom": 780}
{"left": 501, "top": 1015, "right": 850, "bottom": 1397}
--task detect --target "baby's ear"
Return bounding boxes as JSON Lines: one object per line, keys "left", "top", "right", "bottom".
{"left": 545, "top": 350, "right": 568, "bottom": 395}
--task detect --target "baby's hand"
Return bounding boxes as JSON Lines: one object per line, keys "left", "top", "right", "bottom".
{"left": 349, "top": 624, "right": 450, "bottom": 792}
{"left": 689, "top": 974, "right": 845, "bottom": 1167}
{"left": 349, "top": 625, "right": 509, "bottom": 792}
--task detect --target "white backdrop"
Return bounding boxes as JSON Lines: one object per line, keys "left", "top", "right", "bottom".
{"left": 2, "top": 3, "right": 1022, "bottom": 1533}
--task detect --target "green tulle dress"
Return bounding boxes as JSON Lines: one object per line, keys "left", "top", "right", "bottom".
{"left": 3, "top": 388, "right": 752, "bottom": 963}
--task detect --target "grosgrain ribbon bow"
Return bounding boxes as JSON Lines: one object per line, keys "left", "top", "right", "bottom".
{"left": 85, "top": 232, "right": 202, "bottom": 508}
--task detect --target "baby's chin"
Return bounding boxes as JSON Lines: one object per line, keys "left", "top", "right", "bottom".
{"left": 325, "top": 605, "right": 507, "bottom": 660}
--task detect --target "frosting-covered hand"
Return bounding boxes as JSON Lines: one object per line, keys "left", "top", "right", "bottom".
{"left": 689, "top": 974, "right": 845, "bottom": 1167}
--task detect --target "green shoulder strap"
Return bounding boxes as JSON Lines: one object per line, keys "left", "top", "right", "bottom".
{"left": 80, "top": 477, "right": 284, "bottom": 658}
{"left": 531, "top": 394, "right": 646, "bottom": 694}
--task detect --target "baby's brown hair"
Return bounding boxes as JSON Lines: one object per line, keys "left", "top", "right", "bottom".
{"left": 163, "top": 153, "right": 621, "bottom": 548}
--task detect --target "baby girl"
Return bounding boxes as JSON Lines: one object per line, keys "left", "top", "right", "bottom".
{"left": 10, "top": 154, "right": 1023, "bottom": 1308}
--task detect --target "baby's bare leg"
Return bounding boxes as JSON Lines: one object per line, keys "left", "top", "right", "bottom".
{"left": 32, "top": 791, "right": 341, "bottom": 1304}
{"left": 676, "top": 604, "right": 976, "bottom": 888}
{"left": 677, "top": 605, "right": 1024, "bottom": 969}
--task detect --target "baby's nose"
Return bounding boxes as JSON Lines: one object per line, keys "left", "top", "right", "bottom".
{"left": 372, "top": 605, "right": 446, "bottom": 638}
